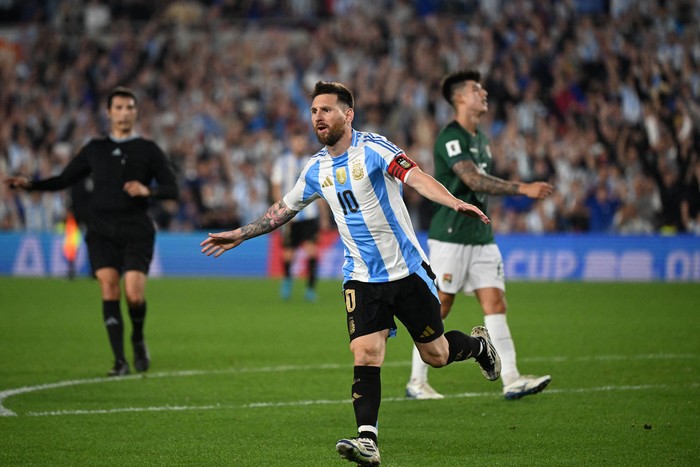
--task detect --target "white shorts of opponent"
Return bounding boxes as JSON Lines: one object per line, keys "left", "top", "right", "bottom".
{"left": 427, "top": 240, "right": 505, "bottom": 295}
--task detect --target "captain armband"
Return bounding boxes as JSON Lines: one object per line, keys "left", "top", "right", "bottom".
{"left": 387, "top": 154, "right": 418, "bottom": 182}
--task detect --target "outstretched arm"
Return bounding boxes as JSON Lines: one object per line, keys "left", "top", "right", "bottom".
{"left": 200, "top": 199, "right": 298, "bottom": 258}
{"left": 3, "top": 176, "right": 32, "bottom": 190}
{"left": 453, "top": 160, "right": 553, "bottom": 199}
{"left": 5, "top": 150, "right": 91, "bottom": 192}
{"left": 404, "top": 168, "right": 490, "bottom": 224}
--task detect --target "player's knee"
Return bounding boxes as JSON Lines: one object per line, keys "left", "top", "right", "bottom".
{"left": 350, "top": 342, "right": 385, "bottom": 366}
{"left": 125, "top": 293, "right": 144, "bottom": 308}
{"left": 99, "top": 282, "right": 120, "bottom": 300}
{"left": 419, "top": 348, "right": 449, "bottom": 368}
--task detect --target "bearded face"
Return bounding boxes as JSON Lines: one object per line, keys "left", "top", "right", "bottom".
{"left": 314, "top": 117, "right": 346, "bottom": 147}
{"left": 311, "top": 94, "right": 351, "bottom": 149}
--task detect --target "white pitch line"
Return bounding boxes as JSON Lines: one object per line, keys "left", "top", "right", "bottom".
{"left": 23, "top": 383, "right": 700, "bottom": 417}
{"left": 1, "top": 353, "right": 698, "bottom": 417}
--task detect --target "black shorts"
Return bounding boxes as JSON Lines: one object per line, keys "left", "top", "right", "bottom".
{"left": 282, "top": 219, "right": 319, "bottom": 248}
{"left": 342, "top": 264, "right": 444, "bottom": 343}
{"left": 85, "top": 216, "right": 155, "bottom": 274}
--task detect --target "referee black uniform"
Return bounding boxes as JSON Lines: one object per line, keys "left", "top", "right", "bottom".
{"left": 27, "top": 134, "right": 178, "bottom": 375}
{"left": 30, "top": 136, "right": 178, "bottom": 271}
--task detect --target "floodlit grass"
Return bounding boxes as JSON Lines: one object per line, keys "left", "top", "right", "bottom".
{"left": 0, "top": 278, "right": 698, "bottom": 466}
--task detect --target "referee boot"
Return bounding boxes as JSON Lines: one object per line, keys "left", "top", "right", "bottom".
{"left": 132, "top": 339, "right": 150, "bottom": 372}
{"left": 107, "top": 359, "right": 130, "bottom": 377}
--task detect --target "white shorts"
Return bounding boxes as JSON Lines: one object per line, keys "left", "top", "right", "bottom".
{"left": 427, "top": 240, "right": 505, "bottom": 295}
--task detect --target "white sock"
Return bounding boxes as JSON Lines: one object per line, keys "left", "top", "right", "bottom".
{"left": 409, "top": 343, "right": 429, "bottom": 383}
{"left": 484, "top": 314, "right": 519, "bottom": 386}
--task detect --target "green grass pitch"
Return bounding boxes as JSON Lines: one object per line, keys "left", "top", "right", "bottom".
{"left": 0, "top": 277, "right": 698, "bottom": 466}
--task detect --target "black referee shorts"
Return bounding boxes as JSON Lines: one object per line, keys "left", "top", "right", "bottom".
{"left": 85, "top": 217, "right": 155, "bottom": 274}
{"left": 342, "top": 264, "right": 444, "bottom": 344}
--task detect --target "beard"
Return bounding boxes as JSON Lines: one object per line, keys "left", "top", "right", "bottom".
{"left": 314, "top": 122, "right": 345, "bottom": 147}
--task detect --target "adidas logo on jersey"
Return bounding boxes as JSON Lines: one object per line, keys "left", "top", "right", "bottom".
{"left": 111, "top": 148, "right": 122, "bottom": 157}
{"left": 321, "top": 176, "right": 334, "bottom": 188}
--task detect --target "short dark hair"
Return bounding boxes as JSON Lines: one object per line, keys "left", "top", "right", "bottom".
{"left": 107, "top": 86, "right": 137, "bottom": 108}
{"left": 310, "top": 81, "right": 354, "bottom": 109}
{"left": 441, "top": 70, "right": 481, "bottom": 106}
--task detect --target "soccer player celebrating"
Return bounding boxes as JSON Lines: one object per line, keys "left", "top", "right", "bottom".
{"left": 405, "top": 69, "right": 553, "bottom": 401}
{"left": 4, "top": 87, "right": 178, "bottom": 377}
{"left": 201, "top": 81, "right": 500, "bottom": 466}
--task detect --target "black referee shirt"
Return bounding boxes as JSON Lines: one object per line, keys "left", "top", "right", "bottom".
{"left": 30, "top": 136, "right": 178, "bottom": 225}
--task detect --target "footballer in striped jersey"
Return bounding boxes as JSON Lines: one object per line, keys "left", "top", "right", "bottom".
{"left": 201, "top": 81, "right": 499, "bottom": 466}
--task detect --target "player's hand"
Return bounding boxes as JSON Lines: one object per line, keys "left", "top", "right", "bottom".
{"left": 455, "top": 202, "right": 490, "bottom": 224}
{"left": 200, "top": 230, "right": 244, "bottom": 258}
{"left": 3, "top": 176, "right": 31, "bottom": 190}
{"left": 123, "top": 180, "right": 150, "bottom": 197}
{"left": 521, "top": 182, "right": 553, "bottom": 199}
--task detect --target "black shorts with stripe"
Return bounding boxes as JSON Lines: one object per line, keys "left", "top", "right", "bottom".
{"left": 341, "top": 264, "right": 444, "bottom": 343}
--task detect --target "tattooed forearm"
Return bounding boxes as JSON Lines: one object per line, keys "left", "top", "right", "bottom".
{"left": 239, "top": 200, "right": 297, "bottom": 240}
{"left": 453, "top": 160, "right": 520, "bottom": 195}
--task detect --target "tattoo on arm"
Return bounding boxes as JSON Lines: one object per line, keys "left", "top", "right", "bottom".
{"left": 453, "top": 160, "right": 520, "bottom": 195}
{"left": 240, "top": 200, "right": 296, "bottom": 240}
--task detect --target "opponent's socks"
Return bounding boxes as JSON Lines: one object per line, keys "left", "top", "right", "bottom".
{"left": 128, "top": 301, "right": 147, "bottom": 343}
{"left": 352, "top": 366, "right": 381, "bottom": 443}
{"left": 102, "top": 300, "right": 125, "bottom": 362}
{"left": 444, "top": 330, "right": 483, "bottom": 364}
{"left": 307, "top": 257, "right": 318, "bottom": 290}
{"left": 485, "top": 314, "right": 519, "bottom": 385}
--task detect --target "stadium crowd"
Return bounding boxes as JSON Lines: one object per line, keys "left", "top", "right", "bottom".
{"left": 1, "top": 0, "right": 699, "bottom": 235}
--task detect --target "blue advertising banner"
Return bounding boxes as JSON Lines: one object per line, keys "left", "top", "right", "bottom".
{"left": 0, "top": 232, "right": 269, "bottom": 278}
{"left": 493, "top": 234, "right": 700, "bottom": 281}
{"left": 0, "top": 232, "right": 698, "bottom": 282}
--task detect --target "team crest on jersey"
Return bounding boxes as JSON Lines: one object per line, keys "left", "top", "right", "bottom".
{"left": 442, "top": 273, "right": 453, "bottom": 284}
{"left": 335, "top": 167, "right": 347, "bottom": 184}
{"left": 351, "top": 162, "right": 364, "bottom": 180}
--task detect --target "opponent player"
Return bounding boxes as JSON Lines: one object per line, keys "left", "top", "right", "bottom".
{"left": 405, "top": 69, "right": 553, "bottom": 401}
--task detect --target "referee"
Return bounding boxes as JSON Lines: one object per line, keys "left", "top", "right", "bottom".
{"left": 4, "top": 87, "right": 179, "bottom": 377}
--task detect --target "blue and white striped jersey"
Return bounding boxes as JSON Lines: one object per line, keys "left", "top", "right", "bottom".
{"left": 271, "top": 151, "right": 319, "bottom": 222}
{"left": 283, "top": 130, "right": 428, "bottom": 284}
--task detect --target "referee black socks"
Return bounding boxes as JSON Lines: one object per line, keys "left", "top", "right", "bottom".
{"left": 128, "top": 301, "right": 147, "bottom": 343}
{"left": 102, "top": 300, "right": 125, "bottom": 362}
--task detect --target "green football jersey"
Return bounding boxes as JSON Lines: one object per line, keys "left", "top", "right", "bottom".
{"left": 428, "top": 121, "right": 495, "bottom": 245}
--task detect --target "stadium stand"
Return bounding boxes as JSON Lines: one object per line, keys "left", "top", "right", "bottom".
{"left": 1, "top": 0, "right": 699, "bottom": 234}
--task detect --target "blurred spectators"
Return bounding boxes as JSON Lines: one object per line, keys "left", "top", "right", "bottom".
{"left": 0, "top": 0, "right": 698, "bottom": 235}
